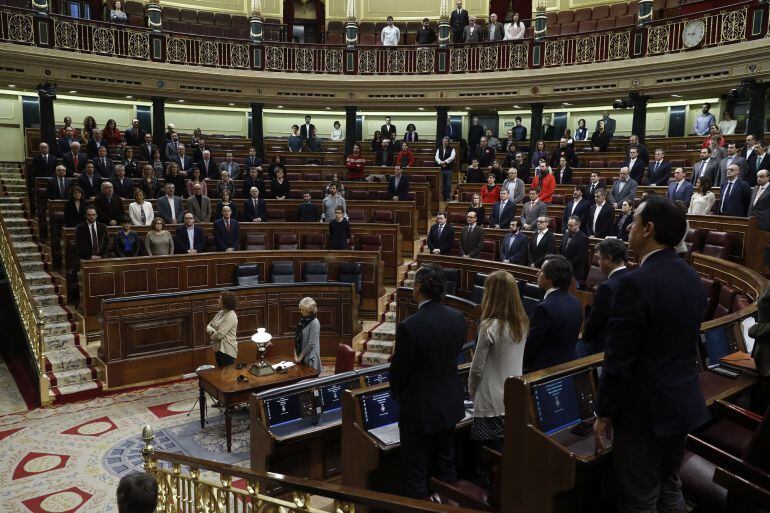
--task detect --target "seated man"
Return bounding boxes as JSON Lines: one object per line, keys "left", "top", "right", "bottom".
{"left": 561, "top": 215, "right": 589, "bottom": 282}
{"left": 500, "top": 219, "right": 530, "bottom": 265}
{"left": 490, "top": 188, "right": 515, "bottom": 229}
{"left": 388, "top": 165, "right": 411, "bottom": 201}
{"left": 173, "top": 213, "right": 206, "bottom": 254}
{"left": 297, "top": 191, "right": 318, "bottom": 222}
{"left": 583, "top": 238, "right": 628, "bottom": 354}
{"left": 75, "top": 207, "right": 108, "bottom": 260}
{"left": 427, "top": 213, "right": 454, "bottom": 255}
{"left": 47, "top": 165, "right": 72, "bottom": 200}
{"left": 523, "top": 254, "right": 583, "bottom": 372}
{"left": 214, "top": 205, "right": 239, "bottom": 252}
{"left": 158, "top": 183, "right": 185, "bottom": 224}
{"left": 244, "top": 186, "right": 267, "bottom": 222}
{"left": 94, "top": 181, "right": 125, "bottom": 226}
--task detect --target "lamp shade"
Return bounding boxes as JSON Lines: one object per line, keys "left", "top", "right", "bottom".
{"left": 251, "top": 328, "right": 272, "bottom": 344}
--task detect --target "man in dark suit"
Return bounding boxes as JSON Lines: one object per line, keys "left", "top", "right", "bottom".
{"left": 93, "top": 146, "right": 113, "bottom": 177}
{"left": 624, "top": 147, "right": 646, "bottom": 184}
{"left": 550, "top": 138, "right": 579, "bottom": 169}
{"left": 627, "top": 134, "right": 649, "bottom": 166}
{"left": 719, "top": 164, "right": 751, "bottom": 217}
{"left": 459, "top": 211, "right": 484, "bottom": 258}
{"left": 139, "top": 133, "right": 158, "bottom": 162}
{"left": 174, "top": 213, "right": 206, "bottom": 254}
{"left": 595, "top": 111, "right": 616, "bottom": 138}
{"left": 63, "top": 141, "right": 87, "bottom": 177}
{"left": 390, "top": 264, "right": 466, "bottom": 500}
{"left": 77, "top": 163, "right": 102, "bottom": 198}
{"left": 594, "top": 195, "right": 710, "bottom": 513}
{"left": 564, "top": 186, "right": 590, "bottom": 233}
{"left": 415, "top": 17, "right": 436, "bottom": 44}
{"left": 690, "top": 147, "right": 719, "bottom": 186}
{"left": 94, "top": 182, "right": 125, "bottom": 226}
{"left": 609, "top": 167, "right": 638, "bottom": 208}
{"left": 124, "top": 118, "right": 145, "bottom": 146}
{"left": 523, "top": 254, "right": 583, "bottom": 372}
{"left": 583, "top": 238, "right": 628, "bottom": 354}
{"left": 110, "top": 165, "right": 134, "bottom": 199}
{"left": 375, "top": 139, "right": 395, "bottom": 167}
{"left": 380, "top": 116, "right": 397, "bottom": 141}
{"left": 647, "top": 148, "right": 672, "bottom": 186}
{"left": 586, "top": 172, "right": 606, "bottom": 204}
{"left": 58, "top": 126, "right": 78, "bottom": 156}
{"left": 32, "top": 142, "right": 58, "bottom": 178}
{"left": 748, "top": 140, "right": 770, "bottom": 188}
{"left": 214, "top": 205, "right": 240, "bottom": 252}
{"left": 490, "top": 188, "right": 515, "bottom": 229}
{"left": 47, "top": 165, "right": 72, "bottom": 200}
{"left": 749, "top": 169, "right": 770, "bottom": 230}
{"left": 243, "top": 147, "right": 262, "bottom": 172}
{"left": 75, "top": 207, "right": 108, "bottom": 260}
{"left": 165, "top": 132, "right": 181, "bottom": 160}
{"left": 244, "top": 186, "right": 267, "bottom": 222}
{"left": 171, "top": 144, "right": 194, "bottom": 175}
{"left": 388, "top": 166, "right": 411, "bottom": 201}
{"left": 299, "top": 115, "right": 315, "bottom": 140}
{"left": 530, "top": 217, "right": 556, "bottom": 268}
{"left": 86, "top": 129, "right": 109, "bottom": 159}
{"left": 561, "top": 216, "right": 589, "bottom": 282}
{"left": 197, "top": 150, "right": 218, "bottom": 180}
{"left": 500, "top": 219, "right": 530, "bottom": 265}
{"left": 450, "top": 0, "right": 469, "bottom": 43}
{"left": 667, "top": 167, "right": 694, "bottom": 208}
{"left": 588, "top": 189, "right": 615, "bottom": 238}
{"left": 427, "top": 213, "right": 454, "bottom": 255}
{"left": 717, "top": 143, "right": 746, "bottom": 187}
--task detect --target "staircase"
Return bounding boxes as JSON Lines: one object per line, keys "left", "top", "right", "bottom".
{"left": 0, "top": 164, "right": 102, "bottom": 403}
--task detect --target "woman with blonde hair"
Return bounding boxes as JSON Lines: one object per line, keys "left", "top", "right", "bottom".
{"left": 294, "top": 297, "right": 321, "bottom": 372}
{"left": 469, "top": 270, "right": 528, "bottom": 451}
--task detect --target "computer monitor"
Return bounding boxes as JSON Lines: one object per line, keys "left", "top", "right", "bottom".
{"left": 364, "top": 371, "right": 389, "bottom": 387}
{"left": 359, "top": 390, "right": 400, "bottom": 430}
{"left": 531, "top": 370, "right": 596, "bottom": 435}
{"left": 263, "top": 391, "right": 316, "bottom": 427}
{"left": 318, "top": 378, "right": 360, "bottom": 413}
{"left": 458, "top": 368, "right": 471, "bottom": 401}
{"left": 702, "top": 326, "right": 734, "bottom": 367}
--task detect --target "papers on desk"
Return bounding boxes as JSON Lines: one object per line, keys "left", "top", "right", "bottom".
{"left": 368, "top": 423, "right": 401, "bottom": 446}
{"left": 741, "top": 317, "right": 756, "bottom": 354}
{"left": 272, "top": 361, "right": 296, "bottom": 372}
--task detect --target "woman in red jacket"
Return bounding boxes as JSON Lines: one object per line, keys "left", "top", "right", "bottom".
{"left": 480, "top": 173, "right": 500, "bottom": 204}
{"left": 530, "top": 160, "right": 555, "bottom": 203}
{"left": 103, "top": 119, "right": 122, "bottom": 147}
{"left": 345, "top": 144, "right": 366, "bottom": 181}
{"left": 395, "top": 142, "right": 415, "bottom": 168}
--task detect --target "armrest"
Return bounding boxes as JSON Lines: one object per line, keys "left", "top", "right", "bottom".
{"left": 688, "top": 436, "right": 770, "bottom": 491}
{"left": 712, "top": 400, "right": 763, "bottom": 431}
{"left": 713, "top": 467, "right": 770, "bottom": 509}
{"left": 429, "top": 477, "right": 490, "bottom": 511}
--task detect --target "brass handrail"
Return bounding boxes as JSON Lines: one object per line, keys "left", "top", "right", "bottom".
{"left": 140, "top": 425, "right": 485, "bottom": 513}
{"left": 0, "top": 197, "right": 47, "bottom": 379}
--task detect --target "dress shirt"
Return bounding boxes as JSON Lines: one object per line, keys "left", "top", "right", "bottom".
{"left": 536, "top": 229, "right": 548, "bottom": 246}
{"left": 167, "top": 195, "right": 176, "bottom": 221}
{"left": 628, "top": 158, "right": 637, "bottom": 170}
{"left": 640, "top": 248, "right": 665, "bottom": 266}
{"left": 593, "top": 202, "right": 605, "bottom": 231}
{"left": 488, "top": 24, "right": 496, "bottom": 41}
{"left": 570, "top": 199, "right": 581, "bottom": 216}
{"left": 608, "top": 266, "right": 626, "bottom": 278}
{"left": 674, "top": 180, "right": 684, "bottom": 194}
{"left": 187, "top": 226, "right": 195, "bottom": 250}
{"left": 543, "top": 287, "right": 559, "bottom": 299}
{"left": 694, "top": 113, "right": 716, "bottom": 136}
{"left": 755, "top": 184, "right": 767, "bottom": 206}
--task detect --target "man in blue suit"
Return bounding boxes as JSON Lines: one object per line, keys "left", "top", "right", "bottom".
{"left": 718, "top": 163, "right": 751, "bottom": 217}
{"left": 666, "top": 168, "right": 694, "bottom": 208}
{"left": 583, "top": 238, "right": 628, "bottom": 354}
{"left": 390, "top": 264, "right": 465, "bottom": 499}
{"left": 490, "top": 188, "right": 516, "bottom": 229}
{"left": 499, "top": 220, "right": 530, "bottom": 265}
{"left": 173, "top": 213, "right": 206, "bottom": 254}
{"left": 594, "top": 195, "right": 709, "bottom": 513}
{"left": 523, "top": 254, "right": 583, "bottom": 372}
{"left": 647, "top": 149, "right": 672, "bottom": 186}
{"left": 563, "top": 186, "right": 590, "bottom": 233}
{"left": 213, "top": 206, "right": 240, "bottom": 252}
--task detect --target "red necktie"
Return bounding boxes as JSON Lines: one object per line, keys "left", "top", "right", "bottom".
{"left": 226, "top": 221, "right": 230, "bottom": 233}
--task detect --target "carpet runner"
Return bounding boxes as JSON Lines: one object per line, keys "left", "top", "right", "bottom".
{"left": 0, "top": 164, "right": 102, "bottom": 404}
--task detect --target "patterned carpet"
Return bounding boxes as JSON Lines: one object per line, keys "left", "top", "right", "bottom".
{"left": 0, "top": 360, "right": 338, "bottom": 513}
{"left": 0, "top": 360, "right": 26, "bottom": 416}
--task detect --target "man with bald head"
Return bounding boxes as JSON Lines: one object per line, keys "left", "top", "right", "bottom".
{"left": 718, "top": 164, "right": 751, "bottom": 217}
{"left": 63, "top": 140, "right": 87, "bottom": 176}
{"left": 666, "top": 168, "right": 693, "bottom": 208}
{"left": 33, "top": 142, "right": 58, "bottom": 177}
{"left": 95, "top": 181, "right": 125, "bottom": 226}
{"left": 749, "top": 169, "right": 770, "bottom": 230}
{"left": 609, "top": 167, "right": 638, "bottom": 208}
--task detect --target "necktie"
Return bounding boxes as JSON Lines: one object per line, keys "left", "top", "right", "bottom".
{"left": 59, "top": 178, "right": 64, "bottom": 197}
{"left": 755, "top": 186, "right": 765, "bottom": 206}
{"left": 438, "top": 224, "right": 443, "bottom": 237}
{"left": 44, "top": 155, "right": 48, "bottom": 164}
{"left": 721, "top": 182, "right": 733, "bottom": 213}
{"left": 73, "top": 155, "right": 78, "bottom": 170}
{"left": 90, "top": 223, "right": 99, "bottom": 255}
{"left": 253, "top": 199, "right": 257, "bottom": 213}
{"left": 675, "top": 181, "right": 681, "bottom": 195}
{"left": 654, "top": 162, "right": 659, "bottom": 173}
{"left": 140, "top": 205, "right": 146, "bottom": 224}
{"left": 226, "top": 220, "right": 230, "bottom": 233}
{"left": 102, "top": 158, "right": 106, "bottom": 168}
{"left": 507, "top": 236, "right": 513, "bottom": 252}
{"left": 564, "top": 236, "right": 571, "bottom": 250}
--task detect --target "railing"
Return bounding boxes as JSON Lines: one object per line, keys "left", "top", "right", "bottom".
{"left": 0, "top": 1, "right": 763, "bottom": 75}
{"left": 140, "top": 425, "right": 482, "bottom": 513}
{"left": 0, "top": 207, "right": 48, "bottom": 403}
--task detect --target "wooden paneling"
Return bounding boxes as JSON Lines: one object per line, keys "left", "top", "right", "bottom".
{"left": 101, "top": 282, "right": 360, "bottom": 387}
{"left": 80, "top": 250, "right": 383, "bottom": 332}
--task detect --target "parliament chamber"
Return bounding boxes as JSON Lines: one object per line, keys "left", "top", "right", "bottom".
{"left": 0, "top": 0, "right": 770, "bottom": 511}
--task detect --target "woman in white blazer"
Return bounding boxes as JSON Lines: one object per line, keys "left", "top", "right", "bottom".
{"left": 469, "top": 270, "right": 528, "bottom": 452}
{"left": 128, "top": 189, "right": 155, "bottom": 226}
{"left": 294, "top": 297, "right": 321, "bottom": 372}
{"left": 207, "top": 291, "right": 239, "bottom": 367}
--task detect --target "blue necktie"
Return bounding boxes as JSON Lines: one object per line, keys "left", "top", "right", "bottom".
{"left": 721, "top": 182, "right": 733, "bottom": 213}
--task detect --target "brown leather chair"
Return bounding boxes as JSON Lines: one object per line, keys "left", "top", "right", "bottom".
{"left": 588, "top": 160, "right": 605, "bottom": 168}
{"left": 479, "top": 240, "right": 496, "bottom": 261}
{"left": 713, "top": 284, "right": 737, "bottom": 319}
{"left": 609, "top": 3, "right": 628, "bottom": 18}
{"left": 372, "top": 210, "right": 394, "bottom": 224}
{"left": 556, "top": 11, "right": 574, "bottom": 24}
{"left": 685, "top": 228, "right": 708, "bottom": 257}
{"left": 275, "top": 233, "right": 298, "bottom": 250}
{"left": 701, "top": 277, "right": 719, "bottom": 321}
{"left": 732, "top": 294, "right": 751, "bottom": 313}
{"left": 559, "top": 22, "right": 579, "bottom": 35}
{"left": 267, "top": 208, "right": 285, "bottom": 221}
{"left": 574, "top": 8, "right": 592, "bottom": 22}
{"left": 349, "top": 190, "right": 369, "bottom": 201}
{"left": 244, "top": 232, "right": 266, "bottom": 250}
{"left": 301, "top": 232, "right": 325, "bottom": 250}
{"left": 451, "top": 212, "right": 467, "bottom": 225}
{"left": 578, "top": 20, "right": 597, "bottom": 33}
{"left": 358, "top": 234, "right": 382, "bottom": 252}
{"left": 591, "top": 5, "right": 610, "bottom": 20}
{"left": 700, "top": 231, "right": 736, "bottom": 260}
{"left": 347, "top": 209, "right": 366, "bottom": 223}
{"left": 334, "top": 343, "right": 355, "bottom": 373}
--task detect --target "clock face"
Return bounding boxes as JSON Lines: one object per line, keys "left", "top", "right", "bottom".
{"left": 682, "top": 20, "right": 705, "bottom": 48}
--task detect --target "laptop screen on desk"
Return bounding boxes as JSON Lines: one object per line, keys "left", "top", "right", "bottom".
{"left": 319, "top": 378, "right": 360, "bottom": 413}
{"left": 532, "top": 370, "right": 595, "bottom": 435}
{"left": 458, "top": 368, "right": 471, "bottom": 401}
{"left": 702, "top": 326, "right": 732, "bottom": 367}
{"left": 264, "top": 391, "right": 316, "bottom": 427}
{"left": 364, "top": 371, "right": 389, "bottom": 387}
{"left": 360, "top": 390, "right": 399, "bottom": 430}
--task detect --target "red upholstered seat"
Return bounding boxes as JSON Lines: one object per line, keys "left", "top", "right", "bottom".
{"left": 597, "top": 18, "right": 616, "bottom": 31}
{"left": 608, "top": 159, "right": 624, "bottom": 168}
{"left": 349, "top": 190, "right": 369, "bottom": 200}
{"left": 286, "top": 172, "right": 301, "bottom": 181}
{"left": 700, "top": 277, "right": 719, "bottom": 320}
{"left": 198, "top": 11, "right": 215, "bottom": 24}
{"left": 244, "top": 233, "right": 266, "bottom": 250}
{"left": 545, "top": 12, "right": 557, "bottom": 25}
{"left": 588, "top": 160, "right": 604, "bottom": 168}
{"left": 275, "top": 233, "right": 298, "bottom": 250}
{"left": 162, "top": 6, "right": 179, "bottom": 20}
{"left": 302, "top": 232, "right": 326, "bottom": 250}
{"left": 334, "top": 344, "right": 355, "bottom": 373}
{"left": 685, "top": 228, "right": 707, "bottom": 256}
{"left": 732, "top": 293, "right": 751, "bottom": 313}
{"left": 574, "top": 8, "right": 592, "bottom": 22}
{"left": 451, "top": 212, "right": 467, "bottom": 225}
{"left": 609, "top": 3, "right": 628, "bottom": 18}
{"left": 231, "top": 15, "right": 249, "bottom": 28}
{"left": 304, "top": 172, "right": 321, "bottom": 181}
{"left": 551, "top": 194, "right": 565, "bottom": 205}
{"left": 347, "top": 209, "right": 366, "bottom": 223}
{"left": 713, "top": 285, "right": 737, "bottom": 319}
{"left": 372, "top": 210, "right": 394, "bottom": 223}
{"left": 205, "top": 234, "right": 217, "bottom": 252}
{"left": 591, "top": 5, "right": 610, "bottom": 20}
{"left": 700, "top": 231, "right": 735, "bottom": 260}
{"left": 214, "top": 13, "right": 231, "bottom": 27}
{"left": 578, "top": 20, "right": 597, "bottom": 33}
{"left": 411, "top": 174, "right": 427, "bottom": 182}
{"left": 479, "top": 240, "right": 496, "bottom": 261}
{"left": 560, "top": 22, "right": 578, "bottom": 35}
{"left": 358, "top": 234, "right": 382, "bottom": 252}
{"left": 615, "top": 14, "right": 636, "bottom": 27}
{"left": 628, "top": 1, "right": 640, "bottom": 15}
{"left": 179, "top": 8, "right": 197, "bottom": 23}
{"left": 556, "top": 11, "right": 574, "bottom": 24}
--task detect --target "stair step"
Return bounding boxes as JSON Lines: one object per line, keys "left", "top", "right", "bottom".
{"left": 364, "top": 339, "right": 394, "bottom": 353}
{"left": 35, "top": 294, "right": 61, "bottom": 306}
{"left": 46, "top": 347, "right": 89, "bottom": 372}
{"left": 30, "top": 283, "right": 56, "bottom": 295}
{"left": 403, "top": 279, "right": 414, "bottom": 288}
{"left": 48, "top": 367, "right": 94, "bottom": 387}
{"left": 44, "top": 320, "right": 74, "bottom": 336}
{"left": 52, "top": 380, "right": 101, "bottom": 398}
{"left": 24, "top": 272, "right": 52, "bottom": 286}
{"left": 383, "top": 311, "right": 396, "bottom": 322}
{"left": 370, "top": 322, "right": 395, "bottom": 341}
{"left": 20, "top": 260, "right": 44, "bottom": 271}
{"left": 359, "top": 351, "right": 391, "bottom": 366}
{"left": 44, "top": 333, "right": 78, "bottom": 352}
{"left": 40, "top": 305, "right": 70, "bottom": 323}
{"left": 388, "top": 301, "right": 397, "bottom": 310}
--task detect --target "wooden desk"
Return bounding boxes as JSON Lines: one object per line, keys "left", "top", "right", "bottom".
{"left": 198, "top": 359, "right": 320, "bottom": 452}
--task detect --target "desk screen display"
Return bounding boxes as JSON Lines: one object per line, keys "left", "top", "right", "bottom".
{"left": 360, "top": 390, "right": 399, "bottom": 430}
{"left": 364, "top": 371, "right": 389, "bottom": 386}
{"left": 264, "top": 391, "right": 316, "bottom": 427}
{"left": 703, "top": 327, "right": 732, "bottom": 366}
{"left": 319, "top": 379, "right": 359, "bottom": 412}
{"left": 458, "top": 369, "right": 471, "bottom": 401}
{"left": 532, "top": 371, "right": 595, "bottom": 435}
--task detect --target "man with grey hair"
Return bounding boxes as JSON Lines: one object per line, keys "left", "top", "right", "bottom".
{"left": 110, "top": 164, "right": 134, "bottom": 199}
{"left": 749, "top": 169, "right": 770, "bottom": 230}
{"left": 95, "top": 181, "right": 125, "bottom": 226}
{"left": 530, "top": 216, "right": 555, "bottom": 268}
{"left": 609, "top": 167, "right": 638, "bottom": 208}
{"left": 503, "top": 167, "right": 525, "bottom": 205}
{"left": 463, "top": 15, "right": 481, "bottom": 43}
{"left": 187, "top": 182, "right": 211, "bottom": 223}
{"left": 63, "top": 140, "right": 87, "bottom": 176}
